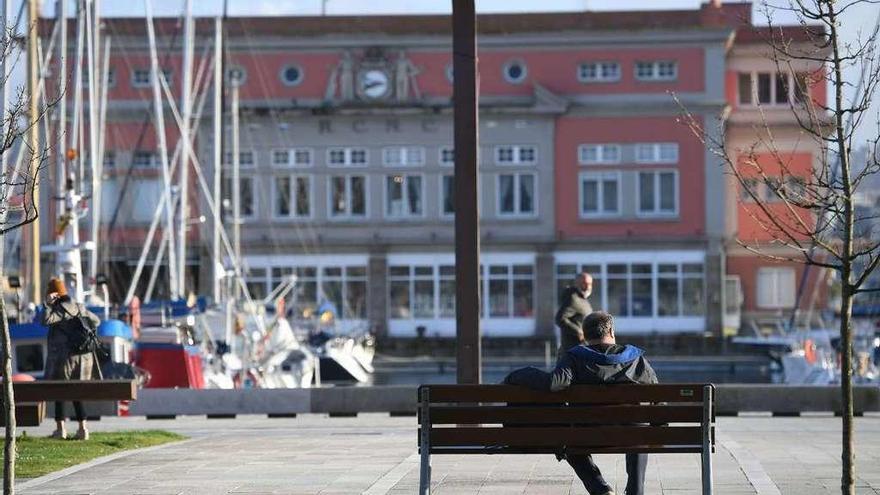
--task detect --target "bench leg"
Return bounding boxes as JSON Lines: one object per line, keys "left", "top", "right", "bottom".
{"left": 419, "top": 388, "right": 431, "bottom": 495}
{"left": 701, "top": 385, "right": 713, "bottom": 495}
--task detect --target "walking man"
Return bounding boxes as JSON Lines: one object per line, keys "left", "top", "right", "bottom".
{"left": 555, "top": 272, "right": 593, "bottom": 360}
{"left": 504, "top": 311, "right": 658, "bottom": 495}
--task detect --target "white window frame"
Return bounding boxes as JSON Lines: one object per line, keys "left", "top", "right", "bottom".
{"left": 226, "top": 66, "right": 247, "bottom": 87}
{"left": 103, "top": 151, "right": 116, "bottom": 168}
{"left": 439, "top": 146, "right": 455, "bottom": 166}
{"left": 756, "top": 266, "right": 796, "bottom": 309}
{"left": 382, "top": 146, "right": 425, "bottom": 167}
{"left": 327, "top": 147, "right": 368, "bottom": 168}
{"left": 635, "top": 142, "right": 679, "bottom": 164}
{"left": 496, "top": 172, "right": 538, "bottom": 218}
{"left": 271, "top": 174, "right": 312, "bottom": 220}
{"left": 271, "top": 148, "right": 314, "bottom": 168}
{"left": 132, "top": 150, "right": 159, "bottom": 168}
{"left": 328, "top": 174, "right": 368, "bottom": 219}
{"left": 738, "top": 71, "right": 797, "bottom": 107}
{"left": 578, "top": 144, "right": 621, "bottom": 165}
{"left": 494, "top": 145, "right": 538, "bottom": 166}
{"left": 579, "top": 171, "right": 621, "bottom": 218}
{"left": 271, "top": 148, "right": 291, "bottom": 167}
{"left": 502, "top": 59, "right": 528, "bottom": 84}
{"left": 637, "top": 169, "right": 679, "bottom": 217}
{"left": 634, "top": 60, "right": 678, "bottom": 81}
{"left": 440, "top": 174, "right": 454, "bottom": 218}
{"left": 384, "top": 173, "right": 425, "bottom": 219}
{"left": 234, "top": 175, "right": 257, "bottom": 221}
{"left": 279, "top": 64, "right": 304, "bottom": 87}
{"left": 223, "top": 149, "right": 257, "bottom": 169}
{"left": 577, "top": 61, "right": 621, "bottom": 83}
{"left": 132, "top": 68, "right": 172, "bottom": 88}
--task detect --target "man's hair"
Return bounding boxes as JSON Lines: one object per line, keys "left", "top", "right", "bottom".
{"left": 583, "top": 311, "right": 614, "bottom": 340}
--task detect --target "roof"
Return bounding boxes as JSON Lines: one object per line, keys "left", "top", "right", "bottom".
{"left": 735, "top": 25, "right": 827, "bottom": 44}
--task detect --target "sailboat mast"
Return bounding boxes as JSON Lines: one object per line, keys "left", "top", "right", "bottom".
{"left": 86, "top": 0, "right": 100, "bottom": 293}
{"left": 178, "top": 0, "right": 193, "bottom": 298}
{"left": 231, "top": 82, "right": 240, "bottom": 300}
{"left": 28, "top": 0, "right": 41, "bottom": 302}
{"left": 55, "top": 0, "right": 66, "bottom": 235}
{"left": 212, "top": 15, "right": 222, "bottom": 304}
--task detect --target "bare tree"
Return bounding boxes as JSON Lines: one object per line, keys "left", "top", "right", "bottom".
{"left": 0, "top": 18, "right": 55, "bottom": 492}
{"left": 678, "top": 1, "right": 879, "bottom": 493}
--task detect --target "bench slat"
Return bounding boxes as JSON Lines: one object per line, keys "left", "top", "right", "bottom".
{"left": 423, "top": 384, "right": 707, "bottom": 404}
{"left": 13, "top": 380, "right": 137, "bottom": 402}
{"left": 425, "top": 404, "right": 704, "bottom": 425}
{"left": 428, "top": 425, "right": 702, "bottom": 448}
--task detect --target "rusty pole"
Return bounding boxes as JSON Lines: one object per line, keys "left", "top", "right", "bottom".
{"left": 452, "top": 0, "right": 480, "bottom": 384}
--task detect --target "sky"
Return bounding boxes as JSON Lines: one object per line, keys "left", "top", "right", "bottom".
{"left": 10, "top": 0, "right": 880, "bottom": 147}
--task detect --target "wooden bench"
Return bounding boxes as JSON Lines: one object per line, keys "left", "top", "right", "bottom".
{"left": 418, "top": 383, "right": 715, "bottom": 495}
{"left": 1, "top": 380, "right": 138, "bottom": 427}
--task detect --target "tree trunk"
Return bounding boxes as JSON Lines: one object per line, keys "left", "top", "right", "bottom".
{"left": 839, "top": 282, "right": 854, "bottom": 495}
{"left": 0, "top": 286, "right": 15, "bottom": 495}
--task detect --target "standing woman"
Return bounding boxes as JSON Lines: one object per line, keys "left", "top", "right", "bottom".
{"left": 40, "top": 278, "right": 101, "bottom": 440}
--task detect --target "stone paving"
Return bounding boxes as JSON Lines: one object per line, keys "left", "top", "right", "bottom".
{"left": 13, "top": 413, "right": 880, "bottom": 494}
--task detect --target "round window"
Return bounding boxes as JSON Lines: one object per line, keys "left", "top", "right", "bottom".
{"left": 280, "top": 64, "right": 303, "bottom": 86}
{"left": 227, "top": 66, "right": 247, "bottom": 87}
{"left": 503, "top": 60, "right": 527, "bottom": 84}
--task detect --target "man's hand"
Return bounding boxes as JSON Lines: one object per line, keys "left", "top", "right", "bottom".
{"left": 46, "top": 292, "right": 59, "bottom": 305}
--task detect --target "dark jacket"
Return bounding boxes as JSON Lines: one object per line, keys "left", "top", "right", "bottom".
{"left": 554, "top": 287, "right": 593, "bottom": 351}
{"left": 40, "top": 297, "right": 101, "bottom": 380}
{"left": 504, "top": 343, "right": 659, "bottom": 392}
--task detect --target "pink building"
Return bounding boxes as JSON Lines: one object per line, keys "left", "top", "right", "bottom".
{"left": 40, "top": 1, "right": 826, "bottom": 339}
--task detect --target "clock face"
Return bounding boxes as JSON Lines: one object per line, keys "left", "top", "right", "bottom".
{"left": 358, "top": 69, "right": 390, "bottom": 99}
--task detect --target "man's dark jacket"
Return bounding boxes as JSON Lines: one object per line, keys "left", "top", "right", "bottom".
{"left": 554, "top": 287, "right": 592, "bottom": 351}
{"left": 504, "top": 343, "right": 658, "bottom": 392}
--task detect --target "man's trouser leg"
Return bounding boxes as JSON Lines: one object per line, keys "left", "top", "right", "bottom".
{"left": 567, "top": 453, "right": 612, "bottom": 495}
{"left": 624, "top": 453, "right": 648, "bottom": 495}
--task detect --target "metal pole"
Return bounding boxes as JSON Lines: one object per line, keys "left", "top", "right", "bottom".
{"left": 85, "top": 0, "right": 100, "bottom": 293}
{"left": 144, "top": 0, "right": 178, "bottom": 298}
{"left": 212, "top": 16, "right": 222, "bottom": 304}
{"left": 28, "top": 0, "right": 41, "bottom": 303}
{"left": 452, "top": 0, "right": 480, "bottom": 385}
{"left": 231, "top": 83, "right": 241, "bottom": 300}
{"left": 55, "top": 0, "right": 66, "bottom": 242}
{"left": 178, "top": 0, "right": 193, "bottom": 297}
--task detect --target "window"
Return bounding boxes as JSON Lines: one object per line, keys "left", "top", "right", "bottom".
{"left": 577, "top": 62, "right": 620, "bottom": 82}
{"left": 441, "top": 175, "right": 454, "bottom": 216}
{"left": 103, "top": 151, "right": 116, "bottom": 169}
{"left": 327, "top": 147, "right": 368, "bottom": 167}
{"left": 329, "top": 175, "right": 366, "bottom": 218}
{"left": 132, "top": 68, "right": 172, "bottom": 88}
{"left": 383, "top": 146, "right": 425, "bottom": 167}
{"left": 321, "top": 266, "right": 368, "bottom": 320}
{"left": 739, "top": 72, "right": 803, "bottom": 106}
{"left": 226, "top": 66, "right": 247, "bottom": 87}
{"left": 556, "top": 261, "right": 704, "bottom": 319}
{"left": 638, "top": 170, "right": 678, "bottom": 216}
{"left": 757, "top": 266, "right": 796, "bottom": 309}
{"left": 273, "top": 175, "right": 311, "bottom": 219}
{"left": 503, "top": 59, "right": 527, "bottom": 84}
{"left": 223, "top": 150, "right": 256, "bottom": 168}
{"left": 741, "top": 178, "right": 760, "bottom": 202}
{"left": 579, "top": 172, "right": 620, "bottom": 217}
{"left": 487, "top": 264, "right": 534, "bottom": 317}
{"left": 578, "top": 144, "right": 621, "bottom": 164}
{"left": 259, "top": 264, "right": 366, "bottom": 320}
{"left": 132, "top": 151, "right": 159, "bottom": 168}
{"left": 497, "top": 173, "right": 536, "bottom": 217}
{"left": 635, "top": 143, "right": 679, "bottom": 163}
{"left": 386, "top": 174, "right": 423, "bottom": 218}
{"left": 222, "top": 176, "right": 256, "bottom": 219}
{"left": 15, "top": 344, "right": 43, "bottom": 372}
{"left": 272, "top": 149, "right": 290, "bottom": 167}
{"left": 635, "top": 60, "right": 677, "bottom": 81}
{"left": 85, "top": 68, "right": 116, "bottom": 88}
{"left": 494, "top": 145, "right": 537, "bottom": 165}
{"left": 280, "top": 64, "right": 304, "bottom": 86}
{"left": 439, "top": 146, "right": 455, "bottom": 166}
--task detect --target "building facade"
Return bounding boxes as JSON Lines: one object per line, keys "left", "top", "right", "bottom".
{"left": 44, "top": 1, "right": 826, "bottom": 339}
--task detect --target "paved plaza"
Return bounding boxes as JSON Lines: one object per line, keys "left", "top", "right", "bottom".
{"left": 13, "top": 413, "right": 880, "bottom": 494}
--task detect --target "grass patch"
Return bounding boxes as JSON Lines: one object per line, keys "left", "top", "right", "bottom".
{"left": 15, "top": 430, "right": 186, "bottom": 479}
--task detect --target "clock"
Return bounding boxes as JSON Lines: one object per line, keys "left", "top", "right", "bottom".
{"left": 358, "top": 69, "right": 390, "bottom": 100}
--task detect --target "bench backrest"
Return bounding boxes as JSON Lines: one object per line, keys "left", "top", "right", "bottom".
{"left": 12, "top": 380, "right": 138, "bottom": 402}
{"left": 418, "top": 384, "right": 715, "bottom": 455}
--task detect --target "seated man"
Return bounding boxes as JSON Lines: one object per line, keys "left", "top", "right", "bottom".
{"left": 504, "top": 311, "right": 658, "bottom": 495}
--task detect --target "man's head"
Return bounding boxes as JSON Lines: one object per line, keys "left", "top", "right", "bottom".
{"left": 575, "top": 272, "right": 593, "bottom": 297}
{"left": 583, "top": 311, "right": 615, "bottom": 344}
